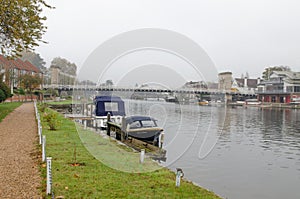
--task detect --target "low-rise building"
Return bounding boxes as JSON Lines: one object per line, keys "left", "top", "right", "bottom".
{"left": 256, "top": 70, "right": 300, "bottom": 103}
{"left": 0, "top": 55, "right": 42, "bottom": 91}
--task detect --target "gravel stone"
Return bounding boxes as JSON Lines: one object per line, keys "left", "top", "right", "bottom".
{"left": 0, "top": 103, "right": 41, "bottom": 198}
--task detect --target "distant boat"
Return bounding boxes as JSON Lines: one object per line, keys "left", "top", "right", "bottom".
{"left": 198, "top": 100, "right": 209, "bottom": 106}
{"left": 228, "top": 101, "right": 245, "bottom": 106}
{"left": 165, "top": 96, "right": 179, "bottom": 103}
{"left": 93, "top": 96, "right": 125, "bottom": 129}
{"left": 245, "top": 99, "right": 261, "bottom": 106}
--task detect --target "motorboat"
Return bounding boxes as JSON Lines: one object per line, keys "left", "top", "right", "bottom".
{"left": 93, "top": 96, "right": 125, "bottom": 129}
{"left": 125, "top": 116, "right": 164, "bottom": 147}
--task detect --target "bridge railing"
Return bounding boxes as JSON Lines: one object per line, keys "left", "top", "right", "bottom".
{"left": 42, "top": 84, "right": 257, "bottom": 96}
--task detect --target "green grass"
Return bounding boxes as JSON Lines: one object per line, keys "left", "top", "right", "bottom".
{"left": 39, "top": 107, "right": 221, "bottom": 199}
{"left": 46, "top": 100, "right": 73, "bottom": 105}
{"left": 0, "top": 102, "right": 22, "bottom": 122}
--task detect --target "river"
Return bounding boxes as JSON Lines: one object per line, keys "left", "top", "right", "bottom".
{"left": 125, "top": 99, "right": 300, "bottom": 199}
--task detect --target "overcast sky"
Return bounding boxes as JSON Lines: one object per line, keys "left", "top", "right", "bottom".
{"left": 36, "top": 0, "right": 300, "bottom": 83}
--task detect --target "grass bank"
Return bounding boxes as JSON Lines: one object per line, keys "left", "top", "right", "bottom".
{"left": 0, "top": 102, "right": 22, "bottom": 122}
{"left": 46, "top": 100, "right": 73, "bottom": 105}
{"left": 39, "top": 107, "right": 221, "bottom": 198}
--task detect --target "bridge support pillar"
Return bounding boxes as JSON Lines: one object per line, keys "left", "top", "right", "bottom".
{"left": 225, "top": 94, "right": 232, "bottom": 104}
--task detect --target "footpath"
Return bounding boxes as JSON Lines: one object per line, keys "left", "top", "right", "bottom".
{"left": 0, "top": 103, "right": 41, "bottom": 198}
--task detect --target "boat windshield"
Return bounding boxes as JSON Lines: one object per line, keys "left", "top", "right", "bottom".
{"left": 129, "top": 120, "right": 157, "bottom": 129}
{"left": 141, "top": 120, "right": 157, "bottom": 128}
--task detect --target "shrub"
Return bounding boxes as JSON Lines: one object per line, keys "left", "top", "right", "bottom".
{"left": 39, "top": 103, "right": 48, "bottom": 113}
{"left": 0, "top": 89, "right": 5, "bottom": 102}
{"left": 18, "top": 88, "right": 25, "bottom": 95}
{"left": 0, "top": 82, "right": 11, "bottom": 99}
{"left": 43, "top": 111, "right": 61, "bottom": 130}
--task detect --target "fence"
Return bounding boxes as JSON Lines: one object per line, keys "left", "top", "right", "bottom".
{"left": 34, "top": 101, "right": 52, "bottom": 196}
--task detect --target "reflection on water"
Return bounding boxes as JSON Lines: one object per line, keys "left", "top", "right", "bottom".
{"left": 127, "top": 100, "right": 300, "bottom": 199}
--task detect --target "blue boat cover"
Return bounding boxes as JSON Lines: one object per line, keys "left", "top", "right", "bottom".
{"left": 94, "top": 96, "right": 125, "bottom": 116}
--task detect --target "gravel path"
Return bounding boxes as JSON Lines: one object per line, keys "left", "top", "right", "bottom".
{"left": 0, "top": 103, "right": 41, "bottom": 198}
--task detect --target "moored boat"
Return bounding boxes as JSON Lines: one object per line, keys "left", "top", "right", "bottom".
{"left": 125, "top": 116, "right": 164, "bottom": 147}
{"left": 93, "top": 95, "right": 125, "bottom": 129}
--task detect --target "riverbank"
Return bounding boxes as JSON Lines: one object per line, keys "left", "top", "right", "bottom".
{"left": 39, "top": 106, "right": 221, "bottom": 198}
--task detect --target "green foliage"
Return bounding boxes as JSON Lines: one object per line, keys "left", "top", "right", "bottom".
{"left": 0, "top": 0, "right": 53, "bottom": 57}
{"left": 0, "top": 81, "right": 11, "bottom": 99}
{"left": 18, "top": 88, "right": 25, "bottom": 95}
{"left": 47, "top": 88, "right": 58, "bottom": 97}
{"left": 0, "top": 89, "right": 5, "bottom": 102}
{"left": 39, "top": 103, "right": 47, "bottom": 112}
{"left": 43, "top": 110, "right": 61, "bottom": 130}
{"left": 19, "top": 74, "right": 42, "bottom": 93}
{"left": 262, "top": 66, "right": 291, "bottom": 80}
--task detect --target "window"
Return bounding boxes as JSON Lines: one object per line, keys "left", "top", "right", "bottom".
{"left": 104, "top": 102, "right": 119, "bottom": 112}
{"left": 129, "top": 121, "right": 141, "bottom": 129}
{"left": 141, "top": 120, "right": 156, "bottom": 128}
{"left": 294, "top": 86, "right": 300, "bottom": 92}
{"left": 286, "top": 86, "right": 293, "bottom": 92}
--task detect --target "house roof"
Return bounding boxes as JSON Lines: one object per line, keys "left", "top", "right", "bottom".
{"left": 0, "top": 55, "right": 41, "bottom": 73}
{"left": 272, "top": 70, "right": 300, "bottom": 80}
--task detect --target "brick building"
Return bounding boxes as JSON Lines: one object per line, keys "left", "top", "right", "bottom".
{"left": 0, "top": 55, "right": 42, "bottom": 91}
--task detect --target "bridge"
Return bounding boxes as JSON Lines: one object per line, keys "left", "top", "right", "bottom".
{"left": 42, "top": 84, "right": 257, "bottom": 97}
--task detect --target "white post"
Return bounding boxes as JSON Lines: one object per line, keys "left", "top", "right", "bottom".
{"left": 158, "top": 132, "right": 164, "bottom": 148}
{"left": 39, "top": 126, "right": 42, "bottom": 145}
{"left": 42, "top": 136, "right": 46, "bottom": 162}
{"left": 46, "top": 157, "right": 52, "bottom": 195}
{"left": 176, "top": 168, "right": 184, "bottom": 187}
{"left": 84, "top": 120, "right": 87, "bottom": 130}
{"left": 140, "top": 149, "right": 145, "bottom": 164}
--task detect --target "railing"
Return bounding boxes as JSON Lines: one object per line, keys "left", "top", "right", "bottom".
{"left": 255, "top": 90, "right": 291, "bottom": 94}
{"left": 41, "top": 84, "right": 259, "bottom": 96}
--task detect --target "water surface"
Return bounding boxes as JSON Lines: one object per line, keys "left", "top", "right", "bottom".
{"left": 126, "top": 100, "right": 300, "bottom": 199}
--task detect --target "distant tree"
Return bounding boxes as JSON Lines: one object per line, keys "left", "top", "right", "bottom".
{"left": 0, "top": 89, "right": 6, "bottom": 102}
{"left": 105, "top": 79, "right": 113, "bottom": 86}
{"left": 0, "top": 74, "right": 11, "bottom": 101}
{"left": 0, "top": 0, "right": 53, "bottom": 57}
{"left": 51, "top": 57, "right": 77, "bottom": 76}
{"left": 19, "top": 74, "right": 42, "bottom": 99}
{"left": 20, "top": 50, "right": 46, "bottom": 69}
{"left": 262, "top": 66, "right": 291, "bottom": 80}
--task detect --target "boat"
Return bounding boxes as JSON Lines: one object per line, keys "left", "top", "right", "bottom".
{"left": 228, "top": 101, "right": 245, "bottom": 106}
{"left": 245, "top": 99, "right": 261, "bottom": 106}
{"left": 125, "top": 116, "right": 164, "bottom": 146}
{"left": 198, "top": 100, "right": 209, "bottom": 106}
{"left": 93, "top": 96, "right": 125, "bottom": 129}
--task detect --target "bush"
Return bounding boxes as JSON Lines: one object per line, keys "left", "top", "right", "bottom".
{"left": 0, "top": 89, "right": 5, "bottom": 102}
{"left": 18, "top": 88, "right": 25, "bottom": 95}
{"left": 43, "top": 111, "right": 61, "bottom": 130}
{"left": 39, "top": 103, "right": 48, "bottom": 113}
{"left": 0, "top": 82, "right": 11, "bottom": 99}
